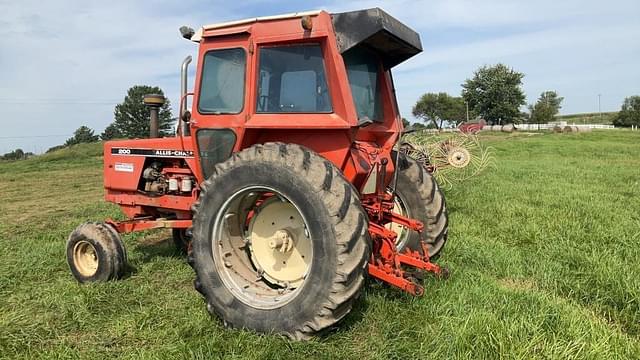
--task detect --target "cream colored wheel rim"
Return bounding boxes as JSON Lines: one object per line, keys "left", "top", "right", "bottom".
{"left": 249, "top": 199, "right": 311, "bottom": 288}
{"left": 386, "top": 194, "right": 410, "bottom": 249}
{"left": 73, "top": 241, "right": 98, "bottom": 277}
{"left": 447, "top": 147, "right": 471, "bottom": 168}
{"left": 212, "top": 186, "right": 313, "bottom": 309}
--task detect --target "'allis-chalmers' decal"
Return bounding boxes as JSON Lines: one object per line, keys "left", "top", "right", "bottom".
{"left": 111, "top": 148, "right": 194, "bottom": 158}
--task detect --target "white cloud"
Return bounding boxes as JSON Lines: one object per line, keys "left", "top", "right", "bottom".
{"left": 0, "top": 0, "right": 242, "bottom": 152}
{"left": 0, "top": 0, "right": 639, "bottom": 152}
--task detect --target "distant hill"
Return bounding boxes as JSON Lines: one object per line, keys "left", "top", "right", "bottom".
{"left": 555, "top": 111, "right": 617, "bottom": 125}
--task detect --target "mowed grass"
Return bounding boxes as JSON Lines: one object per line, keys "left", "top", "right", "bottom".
{"left": 0, "top": 131, "right": 639, "bottom": 359}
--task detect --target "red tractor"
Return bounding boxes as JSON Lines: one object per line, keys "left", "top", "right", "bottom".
{"left": 67, "top": 8, "right": 448, "bottom": 339}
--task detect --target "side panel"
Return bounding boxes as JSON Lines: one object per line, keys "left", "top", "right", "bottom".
{"left": 104, "top": 137, "right": 197, "bottom": 191}
{"left": 244, "top": 129, "right": 352, "bottom": 169}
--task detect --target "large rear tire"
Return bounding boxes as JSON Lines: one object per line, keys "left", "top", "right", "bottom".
{"left": 392, "top": 152, "right": 448, "bottom": 259}
{"left": 190, "top": 143, "right": 369, "bottom": 340}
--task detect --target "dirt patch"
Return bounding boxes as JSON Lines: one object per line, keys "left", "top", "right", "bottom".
{"left": 497, "top": 278, "right": 537, "bottom": 291}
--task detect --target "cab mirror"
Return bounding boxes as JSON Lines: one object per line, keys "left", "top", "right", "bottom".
{"left": 182, "top": 110, "right": 191, "bottom": 123}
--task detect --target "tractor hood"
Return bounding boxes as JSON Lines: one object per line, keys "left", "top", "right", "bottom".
{"left": 331, "top": 8, "right": 422, "bottom": 69}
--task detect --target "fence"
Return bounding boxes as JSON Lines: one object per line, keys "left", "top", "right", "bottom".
{"left": 515, "top": 124, "right": 615, "bottom": 131}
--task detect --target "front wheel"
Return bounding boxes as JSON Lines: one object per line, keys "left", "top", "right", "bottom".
{"left": 190, "top": 143, "right": 369, "bottom": 339}
{"left": 66, "top": 222, "right": 127, "bottom": 283}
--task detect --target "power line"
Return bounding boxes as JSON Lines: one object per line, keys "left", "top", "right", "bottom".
{"left": 0, "top": 134, "right": 70, "bottom": 139}
{"left": 0, "top": 101, "right": 118, "bottom": 105}
{"left": 0, "top": 98, "right": 120, "bottom": 105}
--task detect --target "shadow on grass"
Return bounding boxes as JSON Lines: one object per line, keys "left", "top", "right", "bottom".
{"left": 133, "top": 236, "right": 184, "bottom": 262}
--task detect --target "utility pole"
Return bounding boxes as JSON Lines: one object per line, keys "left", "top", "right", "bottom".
{"left": 465, "top": 101, "right": 469, "bottom": 123}
{"left": 598, "top": 94, "right": 602, "bottom": 122}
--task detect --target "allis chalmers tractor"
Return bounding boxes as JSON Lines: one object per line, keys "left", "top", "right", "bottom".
{"left": 66, "top": 8, "right": 448, "bottom": 339}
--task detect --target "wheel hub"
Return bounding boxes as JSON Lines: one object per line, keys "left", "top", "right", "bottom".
{"left": 249, "top": 200, "right": 311, "bottom": 288}
{"left": 73, "top": 241, "right": 98, "bottom": 277}
{"left": 447, "top": 147, "right": 471, "bottom": 168}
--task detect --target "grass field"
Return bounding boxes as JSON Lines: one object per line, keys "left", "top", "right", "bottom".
{"left": 1, "top": 131, "right": 639, "bottom": 359}
{"left": 556, "top": 112, "right": 618, "bottom": 125}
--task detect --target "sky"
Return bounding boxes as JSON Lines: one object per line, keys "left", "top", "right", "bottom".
{"left": 0, "top": 0, "right": 638, "bottom": 154}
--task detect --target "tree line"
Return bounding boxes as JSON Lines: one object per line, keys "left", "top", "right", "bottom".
{"left": 412, "top": 63, "right": 639, "bottom": 128}
{"left": 43, "top": 85, "right": 175, "bottom": 153}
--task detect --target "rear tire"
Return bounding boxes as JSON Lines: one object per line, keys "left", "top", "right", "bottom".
{"left": 191, "top": 143, "right": 369, "bottom": 340}
{"left": 66, "top": 222, "right": 127, "bottom": 283}
{"left": 393, "top": 152, "right": 448, "bottom": 259}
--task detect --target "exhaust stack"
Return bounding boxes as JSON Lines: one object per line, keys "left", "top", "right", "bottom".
{"left": 143, "top": 94, "right": 165, "bottom": 138}
{"left": 180, "top": 56, "right": 192, "bottom": 136}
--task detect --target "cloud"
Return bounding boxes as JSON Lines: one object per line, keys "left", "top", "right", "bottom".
{"left": 0, "top": 0, "right": 638, "bottom": 153}
{"left": 0, "top": 0, "right": 239, "bottom": 153}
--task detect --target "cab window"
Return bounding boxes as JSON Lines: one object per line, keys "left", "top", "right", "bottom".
{"left": 198, "top": 48, "right": 246, "bottom": 114}
{"left": 256, "top": 44, "right": 332, "bottom": 113}
{"left": 342, "top": 46, "right": 383, "bottom": 122}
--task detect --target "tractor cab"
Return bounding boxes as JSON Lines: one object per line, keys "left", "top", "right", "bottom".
{"left": 180, "top": 8, "right": 422, "bottom": 184}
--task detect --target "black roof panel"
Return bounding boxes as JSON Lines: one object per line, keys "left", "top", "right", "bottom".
{"left": 331, "top": 8, "right": 422, "bottom": 68}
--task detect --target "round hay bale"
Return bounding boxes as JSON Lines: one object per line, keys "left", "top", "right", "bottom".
{"left": 553, "top": 126, "right": 563, "bottom": 133}
{"left": 563, "top": 126, "right": 578, "bottom": 133}
{"left": 491, "top": 125, "right": 502, "bottom": 131}
{"left": 502, "top": 124, "right": 515, "bottom": 133}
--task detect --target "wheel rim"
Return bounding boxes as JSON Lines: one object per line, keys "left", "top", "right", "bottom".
{"left": 212, "top": 186, "right": 313, "bottom": 309}
{"left": 73, "top": 241, "right": 98, "bottom": 277}
{"left": 386, "top": 193, "right": 410, "bottom": 249}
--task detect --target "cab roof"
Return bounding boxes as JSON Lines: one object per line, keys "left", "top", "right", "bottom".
{"left": 190, "top": 8, "right": 422, "bottom": 68}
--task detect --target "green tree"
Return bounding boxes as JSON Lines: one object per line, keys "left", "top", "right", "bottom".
{"left": 100, "top": 123, "right": 123, "bottom": 140}
{"left": 65, "top": 126, "right": 99, "bottom": 146}
{"left": 613, "top": 96, "right": 640, "bottom": 127}
{"left": 412, "top": 92, "right": 468, "bottom": 129}
{"left": 529, "top": 91, "right": 564, "bottom": 123}
{"left": 1, "top": 148, "right": 26, "bottom": 160}
{"left": 108, "top": 85, "right": 174, "bottom": 139}
{"left": 462, "top": 64, "right": 526, "bottom": 124}
{"left": 401, "top": 118, "right": 410, "bottom": 128}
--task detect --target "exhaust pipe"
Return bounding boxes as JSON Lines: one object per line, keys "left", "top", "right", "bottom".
{"left": 180, "top": 55, "right": 192, "bottom": 136}
{"left": 143, "top": 94, "right": 165, "bottom": 138}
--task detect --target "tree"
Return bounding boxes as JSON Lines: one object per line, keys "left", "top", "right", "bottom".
{"left": 107, "top": 85, "right": 174, "bottom": 139}
{"left": 1, "top": 148, "right": 29, "bottom": 161}
{"left": 100, "top": 123, "right": 122, "bottom": 140}
{"left": 613, "top": 96, "right": 640, "bottom": 127}
{"left": 65, "top": 126, "right": 99, "bottom": 146}
{"left": 462, "top": 64, "right": 526, "bottom": 124}
{"left": 412, "top": 92, "right": 468, "bottom": 129}
{"left": 401, "top": 118, "right": 410, "bottom": 128}
{"left": 529, "top": 91, "right": 564, "bottom": 123}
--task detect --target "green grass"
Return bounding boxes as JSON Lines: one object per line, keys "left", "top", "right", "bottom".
{"left": 1, "top": 132, "right": 639, "bottom": 359}
{"left": 556, "top": 112, "right": 618, "bottom": 125}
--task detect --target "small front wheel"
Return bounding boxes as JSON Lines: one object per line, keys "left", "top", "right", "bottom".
{"left": 66, "top": 222, "right": 127, "bottom": 283}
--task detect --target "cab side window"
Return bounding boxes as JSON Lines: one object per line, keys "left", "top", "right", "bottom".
{"left": 199, "top": 48, "right": 246, "bottom": 114}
